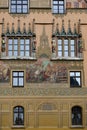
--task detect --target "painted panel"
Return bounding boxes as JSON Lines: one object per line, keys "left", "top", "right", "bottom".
{"left": 0, "top": 61, "right": 10, "bottom": 83}
{"left": 26, "top": 58, "right": 68, "bottom": 83}
{"left": 0, "top": 0, "right": 8, "bottom": 7}
{"left": 66, "top": 0, "right": 87, "bottom": 8}
{"left": 30, "top": 0, "right": 51, "bottom": 8}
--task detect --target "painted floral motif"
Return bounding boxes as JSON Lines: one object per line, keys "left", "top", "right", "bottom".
{"left": 26, "top": 58, "right": 68, "bottom": 83}
{"left": 0, "top": 61, "right": 10, "bottom": 83}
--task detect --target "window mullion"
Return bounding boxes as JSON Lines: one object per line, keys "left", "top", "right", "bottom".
{"left": 69, "top": 38, "right": 70, "bottom": 57}
{"left": 12, "top": 38, "right": 14, "bottom": 56}
{"left": 24, "top": 38, "right": 25, "bottom": 56}
{"left": 22, "top": 0, "right": 23, "bottom": 13}
{"left": 18, "top": 38, "right": 20, "bottom": 56}
{"left": 75, "top": 39, "right": 77, "bottom": 57}
{"left": 16, "top": 0, "right": 17, "bottom": 13}
{"left": 62, "top": 38, "right": 64, "bottom": 57}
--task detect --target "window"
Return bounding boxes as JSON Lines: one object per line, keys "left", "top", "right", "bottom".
{"left": 7, "top": 38, "right": 30, "bottom": 57}
{"left": 72, "top": 106, "right": 82, "bottom": 126}
{"left": 13, "top": 106, "right": 24, "bottom": 125}
{"left": 57, "top": 39, "right": 75, "bottom": 57}
{"left": 12, "top": 71, "right": 24, "bottom": 87}
{"left": 10, "top": 0, "right": 28, "bottom": 13}
{"left": 70, "top": 71, "right": 81, "bottom": 87}
{"left": 52, "top": 0, "right": 65, "bottom": 14}
{"left": 8, "top": 39, "right": 18, "bottom": 56}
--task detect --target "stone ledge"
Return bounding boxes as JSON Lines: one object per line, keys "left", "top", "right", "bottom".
{"left": 0, "top": 87, "right": 87, "bottom": 96}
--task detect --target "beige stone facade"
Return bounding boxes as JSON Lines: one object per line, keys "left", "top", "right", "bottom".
{"left": 0, "top": 0, "right": 87, "bottom": 130}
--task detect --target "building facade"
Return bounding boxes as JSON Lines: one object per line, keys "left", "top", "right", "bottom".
{"left": 0, "top": 0, "right": 87, "bottom": 130}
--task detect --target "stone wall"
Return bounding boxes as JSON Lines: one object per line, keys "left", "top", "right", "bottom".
{"left": 0, "top": 97, "right": 87, "bottom": 129}
{"left": 0, "top": 0, "right": 87, "bottom": 8}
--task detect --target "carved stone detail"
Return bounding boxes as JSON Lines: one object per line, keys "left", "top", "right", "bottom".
{"left": 37, "top": 25, "right": 51, "bottom": 58}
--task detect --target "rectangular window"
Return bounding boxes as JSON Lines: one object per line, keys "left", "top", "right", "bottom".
{"left": 70, "top": 71, "right": 81, "bottom": 87}
{"left": 12, "top": 71, "right": 24, "bottom": 87}
{"left": 58, "top": 39, "right": 62, "bottom": 57}
{"left": 57, "top": 39, "right": 76, "bottom": 58}
{"left": 70, "top": 40, "right": 75, "bottom": 57}
{"left": 64, "top": 39, "right": 68, "bottom": 57}
{"left": 52, "top": 0, "right": 65, "bottom": 14}
{"left": 10, "top": 0, "right": 28, "bottom": 14}
{"left": 7, "top": 38, "right": 30, "bottom": 57}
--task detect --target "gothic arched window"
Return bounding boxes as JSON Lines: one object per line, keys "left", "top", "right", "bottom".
{"left": 72, "top": 106, "right": 82, "bottom": 126}
{"left": 13, "top": 106, "right": 24, "bottom": 125}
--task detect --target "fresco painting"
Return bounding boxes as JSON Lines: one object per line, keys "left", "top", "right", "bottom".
{"left": 26, "top": 58, "right": 68, "bottom": 83}
{"left": 0, "top": 61, "right": 10, "bottom": 83}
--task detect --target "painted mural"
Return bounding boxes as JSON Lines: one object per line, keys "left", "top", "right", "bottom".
{"left": 0, "top": 61, "right": 10, "bottom": 83}
{"left": 26, "top": 58, "right": 68, "bottom": 83}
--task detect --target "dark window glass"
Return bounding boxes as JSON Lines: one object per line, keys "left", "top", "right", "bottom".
{"left": 72, "top": 106, "right": 82, "bottom": 126}
{"left": 12, "top": 71, "right": 24, "bottom": 87}
{"left": 13, "top": 106, "right": 24, "bottom": 125}
{"left": 70, "top": 71, "right": 81, "bottom": 87}
{"left": 52, "top": 0, "right": 65, "bottom": 14}
{"left": 10, "top": 0, "right": 28, "bottom": 13}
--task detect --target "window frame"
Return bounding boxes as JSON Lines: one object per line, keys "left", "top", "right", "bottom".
{"left": 70, "top": 71, "right": 82, "bottom": 88}
{"left": 6, "top": 37, "right": 31, "bottom": 57}
{"left": 13, "top": 106, "right": 24, "bottom": 126}
{"left": 12, "top": 71, "right": 24, "bottom": 87}
{"left": 71, "top": 106, "right": 82, "bottom": 126}
{"left": 56, "top": 37, "right": 77, "bottom": 58}
{"left": 52, "top": 0, "right": 65, "bottom": 14}
{"left": 10, "top": 0, "right": 29, "bottom": 14}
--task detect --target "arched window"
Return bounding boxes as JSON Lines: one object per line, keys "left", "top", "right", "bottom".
{"left": 13, "top": 106, "right": 24, "bottom": 125}
{"left": 72, "top": 106, "right": 82, "bottom": 126}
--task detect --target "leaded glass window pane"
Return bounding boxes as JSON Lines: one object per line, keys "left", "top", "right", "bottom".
{"left": 52, "top": 0, "right": 65, "bottom": 14}
{"left": 10, "top": 0, "right": 28, "bottom": 13}
{"left": 12, "top": 72, "right": 24, "bottom": 87}
{"left": 8, "top": 38, "right": 30, "bottom": 57}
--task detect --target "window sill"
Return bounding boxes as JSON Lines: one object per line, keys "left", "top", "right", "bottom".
{"left": 52, "top": 12, "right": 66, "bottom": 15}
{"left": 70, "top": 86, "right": 81, "bottom": 88}
{"left": 12, "top": 125, "right": 25, "bottom": 129}
{"left": 70, "top": 125, "right": 84, "bottom": 128}
{"left": 0, "top": 56, "right": 37, "bottom": 60}
{"left": 51, "top": 57, "right": 83, "bottom": 61}
{"left": 9, "top": 12, "right": 28, "bottom": 14}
